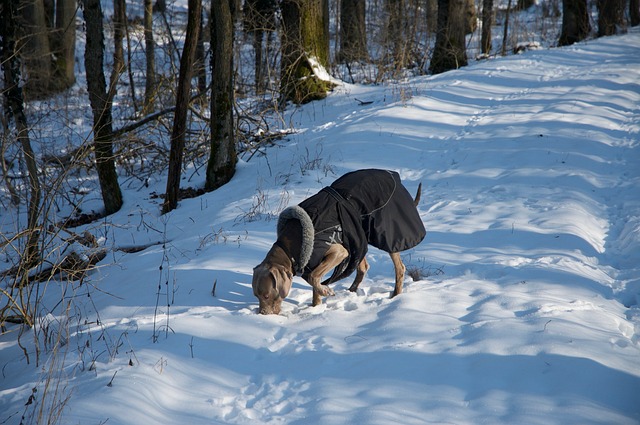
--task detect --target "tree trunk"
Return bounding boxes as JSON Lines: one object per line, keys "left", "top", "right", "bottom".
{"left": 82, "top": 0, "right": 123, "bottom": 215}
{"left": 339, "top": 0, "right": 368, "bottom": 62}
{"left": 632, "top": 0, "right": 640, "bottom": 26}
{"left": 597, "top": 0, "right": 624, "bottom": 36}
{"left": 19, "top": 0, "right": 53, "bottom": 98}
{"left": 280, "top": 0, "right": 331, "bottom": 104}
{"left": 206, "top": 0, "right": 236, "bottom": 191}
{"left": 50, "top": 0, "right": 76, "bottom": 91}
{"left": 427, "top": 0, "right": 438, "bottom": 32}
{"left": 109, "top": 0, "right": 125, "bottom": 103}
{"left": 386, "top": 0, "right": 406, "bottom": 67}
{"left": 481, "top": 0, "right": 493, "bottom": 54}
{"left": 1, "top": 0, "right": 42, "bottom": 267}
{"left": 429, "top": 0, "right": 468, "bottom": 74}
{"left": 629, "top": 0, "right": 640, "bottom": 27}
{"left": 143, "top": 0, "right": 156, "bottom": 112}
{"left": 163, "top": 0, "right": 201, "bottom": 213}
{"left": 558, "top": 0, "right": 591, "bottom": 46}
{"left": 243, "top": 0, "right": 277, "bottom": 94}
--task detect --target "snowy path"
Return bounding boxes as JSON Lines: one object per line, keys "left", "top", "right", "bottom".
{"left": 1, "top": 33, "right": 639, "bottom": 425}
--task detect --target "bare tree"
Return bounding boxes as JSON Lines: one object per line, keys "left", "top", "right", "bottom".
{"left": 386, "top": 0, "right": 406, "bottom": 68}
{"left": 243, "top": 0, "right": 277, "bottom": 94}
{"left": 163, "top": 0, "right": 202, "bottom": 213}
{"left": 143, "top": 0, "right": 156, "bottom": 112}
{"left": 280, "top": 0, "right": 331, "bottom": 104}
{"left": 82, "top": 0, "right": 123, "bottom": 215}
{"left": 597, "top": 0, "right": 624, "bottom": 36}
{"left": 206, "top": 0, "right": 236, "bottom": 191}
{"left": 1, "top": 0, "right": 42, "bottom": 268}
{"left": 429, "top": 0, "right": 468, "bottom": 74}
{"left": 558, "top": 0, "right": 591, "bottom": 46}
{"left": 339, "top": 0, "right": 368, "bottom": 62}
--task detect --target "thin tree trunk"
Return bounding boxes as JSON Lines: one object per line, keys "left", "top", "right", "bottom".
{"left": 206, "top": 0, "right": 236, "bottom": 191}
{"left": 163, "top": 0, "right": 202, "bottom": 213}
{"left": 83, "top": 0, "right": 123, "bottom": 215}
{"left": 481, "top": 0, "right": 493, "bottom": 54}
{"left": 144, "top": 0, "right": 156, "bottom": 112}
{"left": 1, "top": 0, "right": 41, "bottom": 267}
{"left": 501, "top": 0, "right": 512, "bottom": 56}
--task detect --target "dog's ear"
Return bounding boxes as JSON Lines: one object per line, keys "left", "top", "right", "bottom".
{"left": 271, "top": 266, "right": 293, "bottom": 299}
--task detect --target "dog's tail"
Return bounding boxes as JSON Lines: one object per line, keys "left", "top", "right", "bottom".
{"left": 414, "top": 183, "right": 422, "bottom": 206}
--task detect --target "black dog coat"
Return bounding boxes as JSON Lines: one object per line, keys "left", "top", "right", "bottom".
{"left": 277, "top": 169, "right": 426, "bottom": 285}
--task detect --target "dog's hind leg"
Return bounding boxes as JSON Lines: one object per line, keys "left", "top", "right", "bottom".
{"left": 348, "top": 257, "right": 369, "bottom": 293}
{"left": 390, "top": 252, "right": 406, "bottom": 297}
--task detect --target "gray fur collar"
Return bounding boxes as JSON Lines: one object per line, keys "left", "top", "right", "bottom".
{"left": 277, "top": 205, "right": 314, "bottom": 273}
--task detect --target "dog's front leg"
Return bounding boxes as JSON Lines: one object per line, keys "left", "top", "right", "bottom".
{"left": 308, "top": 244, "right": 348, "bottom": 306}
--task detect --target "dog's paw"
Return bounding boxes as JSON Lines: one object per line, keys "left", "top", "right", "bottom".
{"left": 316, "top": 286, "right": 335, "bottom": 297}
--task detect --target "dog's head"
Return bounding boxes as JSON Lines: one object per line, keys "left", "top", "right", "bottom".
{"left": 252, "top": 263, "right": 293, "bottom": 315}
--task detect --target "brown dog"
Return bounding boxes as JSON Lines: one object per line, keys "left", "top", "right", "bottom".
{"left": 252, "top": 169, "right": 426, "bottom": 315}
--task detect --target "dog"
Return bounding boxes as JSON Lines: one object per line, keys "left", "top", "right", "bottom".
{"left": 252, "top": 169, "right": 426, "bottom": 315}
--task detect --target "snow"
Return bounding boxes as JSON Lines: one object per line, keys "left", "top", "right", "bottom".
{"left": 2, "top": 31, "right": 640, "bottom": 425}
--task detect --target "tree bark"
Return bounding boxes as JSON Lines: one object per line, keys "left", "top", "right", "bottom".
{"left": 82, "top": 0, "right": 123, "bottom": 215}
{"left": 558, "top": 0, "right": 591, "bottom": 46}
{"left": 481, "top": 0, "right": 493, "bottom": 54}
{"left": 597, "top": 0, "right": 624, "bottom": 36}
{"left": 632, "top": 0, "right": 640, "bottom": 26}
{"left": 429, "top": 0, "right": 468, "bottom": 74}
{"left": 280, "top": 0, "right": 331, "bottom": 104}
{"left": 19, "top": 0, "right": 53, "bottom": 97}
{"left": 163, "top": 0, "right": 201, "bottom": 213}
{"left": 143, "top": 0, "right": 156, "bottom": 112}
{"left": 386, "top": 0, "right": 406, "bottom": 67}
{"left": 50, "top": 0, "right": 76, "bottom": 91}
{"left": 339, "top": 0, "right": 368, "bottom": 62}
{"left": 206, "top": 0, "right": 236, "bottom": 191}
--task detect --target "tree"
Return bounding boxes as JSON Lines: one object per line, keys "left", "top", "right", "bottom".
{"left": 280, "top": 0, "right": 332, "bottom": 104}
{"left": 206, "top": 0, "right": 236, "bottom": 191}
{"left": 386, "top": 0, "right": 406, "bottom": 68}
{"left": 339, "top": 0, "right": 367, "bottom": 62}
{"left": 597, "top": 0, "right": 624, "bottom": 36}
{"left": 481, "top": 0, "right": 493, "bottom": 54}
{"left": 1, "top": 0, "right": 41, "bottom": 268}
{"left": 163, "top": 0, "right": 202, "bottom": 213}
{"left": 82, "top": 0, "right": 123, "bottom": 215}
{"left": 429, "top": 0, "right": 468, "bottom": 74}
{"left": 558, "top": 0, "right": 591, "bottom": 46}
{"left": 632, "top": 0, "right": 640, "bottom": 26}
{"left": 243, "top": 0, "right": 277, "bottom": 94}
{"left": 19, "top": 0, "right": 52, "bottom": 97}
{"left": 143, "top": 0, "right": 156, "bottom": 112}
{"left": 51, "top": 0, "right": 76, "bottom": 91}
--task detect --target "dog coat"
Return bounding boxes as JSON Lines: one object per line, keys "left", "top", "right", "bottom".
{"left": 277, "top": 169, "right": 426, "bottom": 285}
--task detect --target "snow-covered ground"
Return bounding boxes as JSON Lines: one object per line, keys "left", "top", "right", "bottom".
{"left": 2, "top": 31, "right": 640, "bottom": 424}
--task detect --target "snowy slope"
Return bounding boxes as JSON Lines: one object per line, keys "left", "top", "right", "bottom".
{"left": 2, "top": 32, "right": 640, "bottom": 425}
